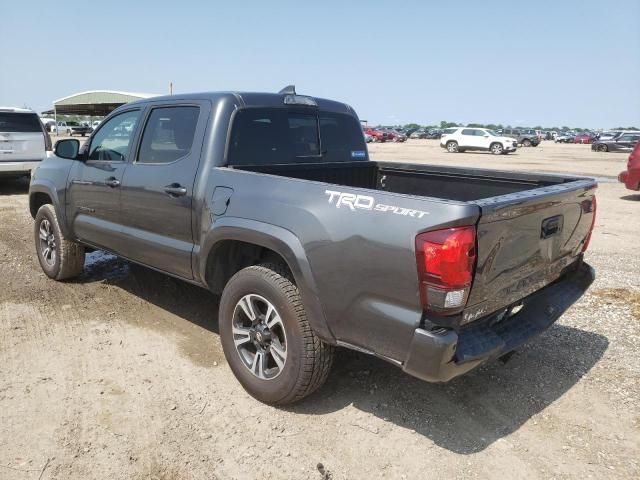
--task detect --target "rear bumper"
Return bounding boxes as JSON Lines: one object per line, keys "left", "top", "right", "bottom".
{"left": 0, "top": 160, "right": 42, "bottom": 174}
{"left": 618, "top": 169, "right": 640, "bottom": 191}
{"left": 402, "top": 260, "right": 594, "bottom": 382}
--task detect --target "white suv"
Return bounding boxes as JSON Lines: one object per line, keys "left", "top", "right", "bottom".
{"left": 440, "top": 127, "right": 518, "bottom": 155}
{"left": 0, "top": 107, "right": 51, "bottom": 176}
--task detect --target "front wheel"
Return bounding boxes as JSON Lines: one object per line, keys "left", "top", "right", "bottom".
{"left": 522, "top": 139, "right": 532, "bottom": 147}
{"left": 34, "top": 204, "right": 85, "bottom": 280}
{"left": 597, "top": 144, "right": 608, "bottom": 152}
{"left": 446, "top": 141, "right": 459, "bottom": 153}
{"left": 490, "top": 142, "right": 504, "bottom": 155}
{"left": 219, "top": 263, "right": 334, "bottom": 405}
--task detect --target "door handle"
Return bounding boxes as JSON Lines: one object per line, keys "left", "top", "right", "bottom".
{"left": 105, "top": 177, "right": 120, "bottom": 188}
{"left": 164, "top": 184, "right": 187, "bottom": 197}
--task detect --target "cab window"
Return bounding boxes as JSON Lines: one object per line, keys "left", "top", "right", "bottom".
{"left": 88, "top": 110, "right": 141, "bottom": 161}
{"left": 137, "top": 106, "right": 200, "bottom": 164}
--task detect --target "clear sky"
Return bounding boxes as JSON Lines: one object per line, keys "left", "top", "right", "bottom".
{"left": 2, "top": 0, "right": 639, "bottom": 128}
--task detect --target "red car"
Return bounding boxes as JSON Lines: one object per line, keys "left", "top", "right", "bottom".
{"left": 618, "top": 142, "right": 640, "bottom": 191}
{"left": 363, "top": 127, "right": 389, "bottom": 143}
{"left": 574, "top": 133, "right": 595, "bottom": 144}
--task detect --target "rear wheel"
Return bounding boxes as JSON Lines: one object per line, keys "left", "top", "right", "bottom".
{"left": 522, "top": 139, "right": 532, "bottom": 147}
{"left": 34, "top": 204, "right": 85, "bottom": 280}
{"left": 597, "top": 144, "right": 608, "bottom": 152}
{"left": 219, "top": 263, "right": 334, "bottom": 405}
{"left": 446, "top": 141, "right": 459, "bottom": 153}
{"left": 490, "top": 142, "right": 504, "bottom": 155}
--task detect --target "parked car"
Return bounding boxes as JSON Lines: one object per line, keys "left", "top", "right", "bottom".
{"left": 502, "top": 128, "right": 540, "bottom": 147}
{"left": 410, "top": 129, "right": 428, "bottom": 139}
{"left": 574, "top": 133, "right": 595, "bottom": 144}
{"left": 66, "top": 121, "right": 92, "bottom": 137}
{"left": 30, "top": 87, "right": 596, "bottom": 405}
{"left": 592, "top": 131, "right": 640, "bottom": 152}
{"left": 426, "top": 129, "right": 444, "bottom": 139}
{"left": 363, "top": 126, "right": 389, "bottom": 142}
{"left": 440, "top": 127, "right": 518, "bottom": 154}
{"left": 91, "top": 120, "right": 102, "bottom": 131}
{"left": 618, "top": 142, "right": 640, "bottom": 191}
{"left": 390, "top": 130, "right": 407, "bottom": 142}
{"left": 50, "top": 121, "right": 71, "bottom": 135}
{"left": 0, "top": 107, "right": 51, "bottom": 176}
{"left": 596, "top": 131, "right": 622, "bottom": 141}
{"left": 555, "top": 132, "right": 575, "bottom": 143}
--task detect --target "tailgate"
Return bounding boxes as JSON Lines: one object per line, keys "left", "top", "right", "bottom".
{"left": 0, "top": 132, "right": 44, "bottom": 161}
{"left": 463, "top": 179, "right": 596, "bottom": 322}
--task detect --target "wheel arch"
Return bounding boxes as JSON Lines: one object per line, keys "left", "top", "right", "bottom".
{"left": 29, "top": 181, "right": 74, "bottom": 240}
{"left": 199, "top": 217, "right": 335, "bottom": 343}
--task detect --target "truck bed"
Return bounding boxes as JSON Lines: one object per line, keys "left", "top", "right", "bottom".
{"left": 233, "top": 161, "right": 573, "bottom": 202}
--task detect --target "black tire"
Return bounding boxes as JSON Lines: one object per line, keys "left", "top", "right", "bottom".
{"left": 597, "top": 144, "right": 608, "bottom": 152}
{"left": 446, "top": 141, "right": 459, "bottom": 153}
{"left": 522, "top": 139, "right": 532, "bottom": 147}
{"left": 34, "top": 204, "right": 85, "bottom": 280}
{"left": 219, "top": 263, "right": 334, "bottom": 405}
{"left": 490, "top": 142, "right": 504, "bottom": 155}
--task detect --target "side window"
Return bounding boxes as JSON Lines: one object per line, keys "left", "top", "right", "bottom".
{"left": 138, "top": 106, "right": 200, "bottom": 164}
{"left": 88, "top": 110, "right": 141, "bottom": 161}
{"left": 475, "top": 130, "right": 487, "bottom": 136}
{"left": 461, "top": 129, "right": 474, "bottom": 136}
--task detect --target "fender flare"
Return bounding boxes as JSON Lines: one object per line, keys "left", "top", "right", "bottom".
{"left": 198, "top": 217, "right": 335, "bottom": 343}
{"left": 29, "top": 180, "right": 72, "bottom": 238}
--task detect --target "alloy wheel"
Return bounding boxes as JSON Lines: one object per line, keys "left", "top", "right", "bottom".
{"left": 38, "top": 219, "right": 56, "bottom": 267}
{"left": 232, "top": 294, "right": 287, "bottom": 380}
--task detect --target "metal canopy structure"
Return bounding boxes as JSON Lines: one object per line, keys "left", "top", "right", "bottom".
{"left": 42, "top": 90, "right": 159, "bottom": 117}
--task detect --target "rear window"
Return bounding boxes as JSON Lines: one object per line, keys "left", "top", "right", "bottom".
{"left": 0, "top": 112, "right": 42, "bottom": 133}
{"left": 227, "top": 108, "right": 367, "bottom": 166}
{"left": 442, "top": 128, "right": 457, "bottom": 135}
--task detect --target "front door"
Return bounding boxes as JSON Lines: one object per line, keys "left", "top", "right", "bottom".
{"left": 117, "top": 102, "right": 208, "bottom": 279}
{"left": 66, "top": 109, "right": 142, "bottom": 252}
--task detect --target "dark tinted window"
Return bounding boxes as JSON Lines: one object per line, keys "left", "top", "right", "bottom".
{"left": 227, "top": 108, "right": 366, "bottom": 166}
{"left": 319, "top": 112, "right": 367, "bottom": 162}
{"left": 138, "top": 106, "right": 200, "bottom": 164}
{"left": 442, "top": 128, "right": 457, "bottom": 135}
{"left": 0, "top": 112, "right": 42, "bottom": 133}
{"left": 461, "top": 129, "right": 475, "bottom": 136}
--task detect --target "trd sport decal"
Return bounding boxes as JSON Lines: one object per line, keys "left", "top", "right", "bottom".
{"left": 325, "top": 190, "right": 429, "bottom": 219}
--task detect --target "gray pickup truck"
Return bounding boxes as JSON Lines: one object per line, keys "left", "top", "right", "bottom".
{"left": 29, "top": 87, "right": 597, "bottom": 405}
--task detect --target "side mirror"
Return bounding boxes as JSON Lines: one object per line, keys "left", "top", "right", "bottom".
{"left": 483, "top": 134, "right": 489, "bottom": 138}
{"left": 54, "top": 139, "right": 80, "bottom": 160}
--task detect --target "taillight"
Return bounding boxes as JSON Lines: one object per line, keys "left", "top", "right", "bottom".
{"left": 416, "top": 226, "right": 477, "bottom": 314}
{"left": 581, "top": 195, "right": 597, "bottom": 252}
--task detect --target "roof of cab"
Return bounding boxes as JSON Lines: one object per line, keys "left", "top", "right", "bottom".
{"left": 126, "top": 90, "right": 355, "bottom": 115}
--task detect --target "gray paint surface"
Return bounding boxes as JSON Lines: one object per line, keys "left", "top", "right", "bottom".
{"left": 29, "top": 90, "right": 597, "bottom": 375}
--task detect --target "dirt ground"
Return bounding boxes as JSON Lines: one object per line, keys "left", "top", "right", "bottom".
{"left": 0, "top": 141, "right": 638, "bottom": 479}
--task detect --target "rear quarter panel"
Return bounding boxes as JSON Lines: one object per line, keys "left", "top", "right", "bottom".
{"left": 207, "top": 168, "right": 479, "bottom": 361}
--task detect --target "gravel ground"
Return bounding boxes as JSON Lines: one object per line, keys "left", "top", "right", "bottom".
{"left": 0, "top": 141, "right": 638, "bottom": 479}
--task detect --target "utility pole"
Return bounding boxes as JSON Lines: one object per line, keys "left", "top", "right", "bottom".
{"left": 170, "top": 82, "right": 173, "bottom": 95}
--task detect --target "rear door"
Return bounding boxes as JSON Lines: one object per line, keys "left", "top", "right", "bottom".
{"left": 460, "top": 128, "right": 483, "bottom": 149}
{"left": 0, "top": 112, "right": 45, "bottom": 162}
{"left": 464, "top": 181, "right": 596, "bottom": 320}
{"left": 117, "top": 101, "right": 209, "bottom": 279}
